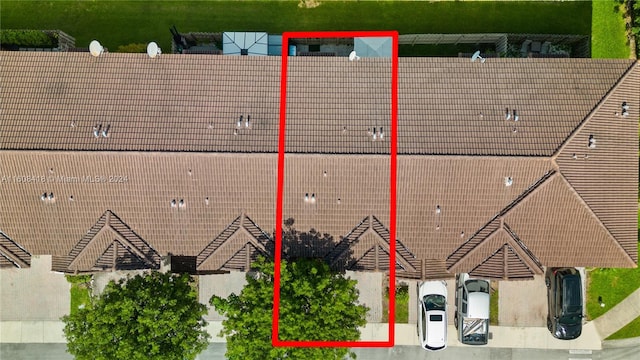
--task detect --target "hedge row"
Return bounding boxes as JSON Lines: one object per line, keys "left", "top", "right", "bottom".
{"left": 1, "top": 29, "right": 57, "bottom": 48}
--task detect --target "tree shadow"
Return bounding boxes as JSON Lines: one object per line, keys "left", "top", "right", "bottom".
{"left": 267, "top": 218, "right": 357, "bottom": 273}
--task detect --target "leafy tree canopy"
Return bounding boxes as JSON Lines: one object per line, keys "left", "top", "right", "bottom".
{"left": 62, "top": 272, "right": 210, "bottom": 360}
{"left": 211, "top": 256, "right": 368, "bottom": 360}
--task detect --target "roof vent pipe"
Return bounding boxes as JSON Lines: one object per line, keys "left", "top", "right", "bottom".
{"left": 505, "top": 177, "right": 513, "bottom": 186}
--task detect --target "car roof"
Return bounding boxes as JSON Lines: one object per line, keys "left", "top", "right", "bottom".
{"left": 467, "top": 292, "right": 490, "bottom": 319}
{"left": 562, "top": 276, "right": 582, "bottom": 308}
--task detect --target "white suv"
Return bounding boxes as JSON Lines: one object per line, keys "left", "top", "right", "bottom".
{"left": 417, "top": 280, "right": 448, "bottom": 351}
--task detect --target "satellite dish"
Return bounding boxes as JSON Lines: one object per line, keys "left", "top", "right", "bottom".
{"left": 147, "top": 42, "right": 161, "bottom": 58}
{"left": 348, "top": 51, "right": 360, "bottom": 61}
{"left": 471, "top": 50, "right": 486, "bottom": 63}
{"left": 89, "top": 40, "right": 104, "bottom": 57}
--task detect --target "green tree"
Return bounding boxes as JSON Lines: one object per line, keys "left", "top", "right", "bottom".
{"left": 62, "top": 272, "right": 210, "bottom": 360}
{"left": 211, "top": 257, "right": 368, "bottom": 360}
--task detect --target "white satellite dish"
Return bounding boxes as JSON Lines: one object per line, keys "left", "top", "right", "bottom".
{"left": 89, "top": 40, "right": 104, "bottom": 57}
{"left": 471, "top": 50, "right": 486, "bottom": 63}
{"left": 348, "top": 50, "right": 360, "bottom": 61}
{"left": 147, "top": 42, "right": 161, "bottom": 58}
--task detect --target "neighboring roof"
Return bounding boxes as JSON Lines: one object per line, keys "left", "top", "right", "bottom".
{"left": 0, "top": 52, "right": 637, "bottom": 279}
{"left": 222, "top": 32, "right": 268, "bottom": 55}
{"left": 354, "top": 37, "right": 392, "bottom": 58}
{"left": 1, "top": 53, "right": 635, "bottom": 156}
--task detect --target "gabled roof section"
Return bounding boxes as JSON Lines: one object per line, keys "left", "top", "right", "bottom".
{"left": 469, "top": 244, "right": 535, "bottom": 280}
{"left": 504, "top": 174, "right": 635, "bottom": 267}
{"left": 1, "top": 53, "right": 634, "bottom": 155}
{"left": 196, "top": 213, "right": 271, "bottom": 271}
{"left": 555, "top": 62, "right": 640, "bottom": 263}
{"left": 56, "top": 210, "right": 161, "bottom": 273}
{"left": 325, "top": 216, "right": 419, "bottom": 273}
{"left": 0, "top": 230, "right": 31, "bottom": 268}
{"left": 94, "top": 240, "right": 154, "bottom": 271}
{"left": 447, "top": 224, "right": 542, "bottom": 280}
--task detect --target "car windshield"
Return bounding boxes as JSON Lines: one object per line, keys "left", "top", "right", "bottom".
{"left": 423, "top": 294, "right": 445, "bottom": 311}
{"left": 465, "top": 279, "right": 489, "bottom": 293}
{"left": 560, "top": 315, "right": 581, "bottom": 326}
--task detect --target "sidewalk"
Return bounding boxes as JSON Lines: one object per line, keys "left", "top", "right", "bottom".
{"left": 592, "top": 287, "right": 640, "bottom": 339}
{"left": 0, "top": 320, "right": 602, "bottom": 350}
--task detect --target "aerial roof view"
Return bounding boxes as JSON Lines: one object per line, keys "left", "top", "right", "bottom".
{"left": 1, "top": 1, "right": 639, "bottom": 359}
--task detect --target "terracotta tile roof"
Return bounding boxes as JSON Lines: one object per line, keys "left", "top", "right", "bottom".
{"left": 196, "top": 214, "right": 271, "bottom": 272}
{"left": 555, "top": 63, "right": 640, "bottom": 263}
{"left": 52, "top": 210, "right": 161, "bottom": 273}
{"left": 0, "top": 230, "right": 31, "bottom": 268}
{"left": 0, "top": 53, "right": 637, "bottom": 279}
{"left": 504, "top": 174, "right": 636, "bottom": 267}
{"left": 1, "top": 53, "right": 635, "bottom": 155}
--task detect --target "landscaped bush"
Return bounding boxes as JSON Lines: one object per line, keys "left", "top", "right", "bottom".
{"left": 116, "top": 42, "right": 147, "bottom": 53}
{"left": 0, "top": 29, "right": 56, "bottom": 48}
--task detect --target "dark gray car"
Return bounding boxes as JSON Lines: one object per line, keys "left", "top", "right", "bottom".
{"left": 545, "top": 267, "right": 583, "bottom": 340}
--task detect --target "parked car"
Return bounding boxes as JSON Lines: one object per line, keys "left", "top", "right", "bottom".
{"left": 417, "top": 280, "right": 447, "bottom": 351}
{"left": 454, "top": 273, "right": 490, "bottom": 345}
{"left": 545, "top": 267, "right": 583, "bottom": 340}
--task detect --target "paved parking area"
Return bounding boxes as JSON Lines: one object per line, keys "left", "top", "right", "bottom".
{"left": 199, "top": 272, "right": 247, "bottom": 321}
{"left": 347, "top": 271, "right": 383, "bottom": 323}
{"left": 499, "top": 275, "right": 547, "bottom": 327}
{"left": 0, "top": 256, "right": 69, "bottom": 321}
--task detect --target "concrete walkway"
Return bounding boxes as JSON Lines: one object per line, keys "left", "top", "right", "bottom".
{"left": 0, "top": 320, "right": 603, "bottom": 350}
{"left": 592, "top": 287, "right": 640, "bottom": 339}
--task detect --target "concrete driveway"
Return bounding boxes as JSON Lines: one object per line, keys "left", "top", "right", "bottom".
{"left": 498, "top": 275, "right": 547, "bottom": 327}
{"left": 0, "top": 256, "right": 69, "bottom": 321}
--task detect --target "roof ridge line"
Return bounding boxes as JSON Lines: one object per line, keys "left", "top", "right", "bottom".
{"left": 552, "top": 61, "right": 638, "bottom": 160}
{"left": 109, "top": 232, "right": 158, "bottom": 269}
{"left": 68, "top": 218, "right": 110, "bottom": 270}
{"left": 447, "top": 227, "right": 503, "bottom": 274}
{"left": 0, "top": 245, "right": 29, "bottom": 268}
{"left": 555, "top": 173, "right": 636, "bottom": 266}
{"left": 502, "top": 222, "right": 543, "bottom": 273}
{"left": 0, "top": 230, "right": 31, "bottom": 256}
{"left": 498, "top": 170, "right": 557, "bottom": 218}
{"left": 237, "top": 226, "right": 268, "bottom": 253}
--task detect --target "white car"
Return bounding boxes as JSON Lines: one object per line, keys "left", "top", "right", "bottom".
{"left": 417, "top": 280, "right": 448, "bottom": 351}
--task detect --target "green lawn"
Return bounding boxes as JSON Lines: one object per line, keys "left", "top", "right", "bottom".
{"left": 592, "top": 0, "right": 629, "bottom": 58}
{"left": 586, "top": 256, "right": 640, "bottom": 320}
{"left": 382, "top": 284, "right": 409, "bottom": 323}
{"left": 66, "top": 275, "right": 92, "bottom": 315}
{"left": 490, "top": 285, "right": 499, "bottom": 326}
{"left": 1, "top": 1, "right": 590, "bottom": 51}
{"left": 606, "top": 315, "right": 640, "bottom": 340}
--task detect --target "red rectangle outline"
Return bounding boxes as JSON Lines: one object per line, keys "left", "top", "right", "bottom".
{"left": 273, "top": 30, "right": 398, "bottom": 348}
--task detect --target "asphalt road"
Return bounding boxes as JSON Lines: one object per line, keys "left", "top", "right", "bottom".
{"left": 3, "top": 343, "right": 639, "bottom": 360}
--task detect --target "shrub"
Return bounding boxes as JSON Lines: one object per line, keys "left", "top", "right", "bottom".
{"left": 0, "top": 29, "right": 56, "bottom": 48}
{"left": 116, "top": 43, "right": 147, "bottom": 53}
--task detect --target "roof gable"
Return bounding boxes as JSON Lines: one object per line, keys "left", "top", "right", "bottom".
{"left": 61, "top": 210, "right": 161, "bottom": 272}
{"left": 447, "top": 225, "right": 542, "bottom": 280}
{"left": 555, "top": 62, "right": 639, "bottom": 262}
{"left": 197, "top": 214, "right": 271, "bottom": 271}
